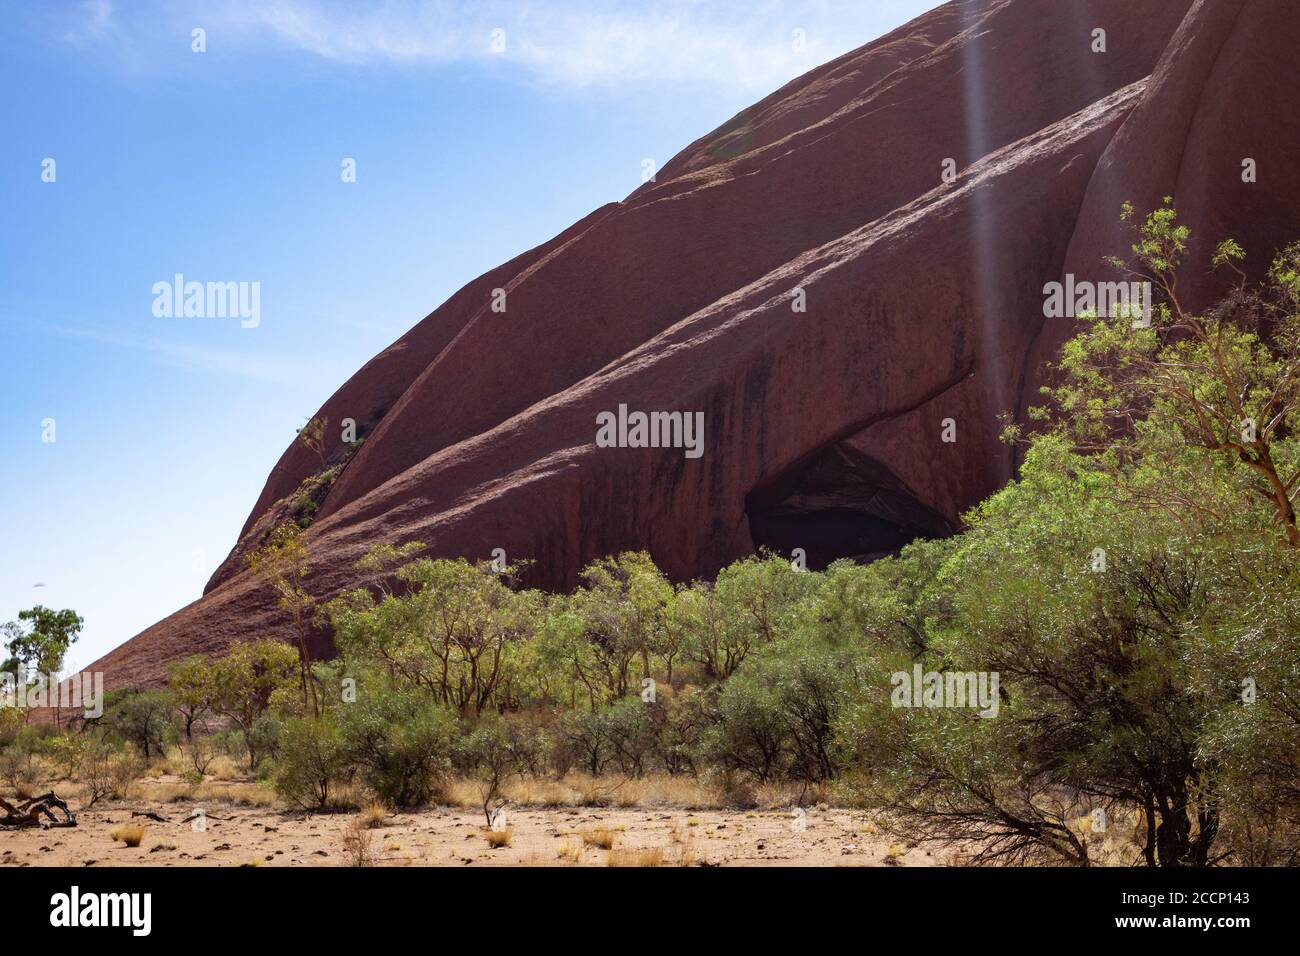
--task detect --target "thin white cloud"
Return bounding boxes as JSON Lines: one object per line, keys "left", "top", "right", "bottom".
{"left": 60, "top": 0, "right": 121, "bottom": 47}
{"left": 241, "top": 0, "right": 839, "bottom": 90}
{"left": 33, "top": 321, "right": 314, "bottom": 385}
{"left": 48, "top": 0, "right": 928, "bottom": 94}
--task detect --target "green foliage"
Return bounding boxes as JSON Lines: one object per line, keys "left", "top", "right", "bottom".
{"left": 296, "top": 415, "right": 328, "bottom": 467}
{"left": 336, "top": 681, "right": 454, "bottom": 807}
{"left": 40, "top": 732, "right": 92, "bottom": 779}
{"left": 167, "top": 654, "right": 213, "bottom": 738}
{"left": 274, "top": 713, "right": 348, "bottom": 810}
{"left": 1, "top": 606, "right": 83, "bottom": 676}
{"left": 329, "top": 553, "right": 537, "bottom": 717}
{"left": 100, "top": 688, "right": 176, "bottom": 761}
{"left": 0, "top": 725, "right": 42, "bottom": 788}
{"left": 207, "top": 640, "right": 299, "bottom": 769}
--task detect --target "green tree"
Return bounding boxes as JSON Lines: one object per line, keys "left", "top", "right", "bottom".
{"left": 1034, "top": 199, "right": 1300, "bottom": 549}
{"left": 330, "top": 552, "right": 537, "bottom": 717}
{"left": 209, "top": 640, "right": 299, "bottom": 769}
{"left": 247, "top": 524, "right": 319, "bottom": 716}
{"left": 100, "top": 688, "right": 176, "bottom": 761}
{"left": 680, "top": 554, "right": 816, "bottom": 681}
{"left": 567, "top": 552, "right": 672, "bottom": 699}
{"left": 167, "top": 654, "right": 214, "bottom": 739}
{"left": 1, "top": 607, "right": 84, "bottom": 694}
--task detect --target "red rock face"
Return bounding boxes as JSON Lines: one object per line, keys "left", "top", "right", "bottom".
{"left": 93, "top": 0, "right": 1300, "bottom": 688}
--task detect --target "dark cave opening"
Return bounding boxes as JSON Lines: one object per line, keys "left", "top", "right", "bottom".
{"left": 745, "top": 443, "right": 954, "bottom": 571}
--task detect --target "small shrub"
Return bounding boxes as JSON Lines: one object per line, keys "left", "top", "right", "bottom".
{"left": 341, "top": 818, "right": 375, "bottom": 867}
{"left": 79, "top": 744, "right": 143, "bottom": 807}
{"left": 39, "top": 733, "right": 90, "bottom": 780}
{"left": 273, "top": 716, "right": 348, "bottom": 810}
{"left": 109, "top": 824, "right": 145, "bottom": 847}
{"left": 185, "top": 735, "right": 220, "bottom": 777}
{"left": 359, "top": 801, "right": 387, "bottom": 829}
{"left": 338, "top": 687, "right": 453, "bottom": 808}
{"left": 0, "top": 728, "right": 41, "bottom": 790}
{"left": 581, "top": 827, "right": 617, "bottom": 850}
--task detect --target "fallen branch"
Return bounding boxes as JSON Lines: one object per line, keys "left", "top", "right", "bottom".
{"left": 180, "top": 810, "right": 229, "bottom": 824}
{"left": 0, "top": 792, "right": 77, "bottom": 829}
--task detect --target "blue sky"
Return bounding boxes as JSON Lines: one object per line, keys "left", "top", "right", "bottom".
{"left": 0, "top": 0, "right": 935, "bottom": 674}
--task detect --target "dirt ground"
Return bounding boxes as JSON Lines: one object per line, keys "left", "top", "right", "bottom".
{"left": 0, "top": 798, "right": 945, "bottom": 868}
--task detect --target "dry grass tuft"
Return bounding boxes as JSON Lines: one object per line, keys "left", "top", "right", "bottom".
{"left": 444, "top": 773, "right": 728, "bottom": 810}
{"left": 483, "top": 828, "right": 514, "bottom": 848}
{"left": 341, "top": 818, "right": 375, "bottom": 867}
{"left": 109, "top": 824, "right": 145, "bottom": 847}
{"left": 204, "top": 755, "right": 242, "bottom": 780}
{"left": 753, "top": 780, "right": 832, "bottom": 810}
{"left": 193, "top": 781, "right": 276, "bottom": 806}
{"left": 607, "top": 846, "right": 664, "bottom": 867}
{"left": 324, "top": 781, "right": 365, "bottom": 811}
{"left": 359, "top": 801, "right": 388, "bottom": 829}
{"left": 581, "top": 827, "right": 618, "bottom": 850}
{"left": 133, "top": 780, "right": 195, "bottom": 803}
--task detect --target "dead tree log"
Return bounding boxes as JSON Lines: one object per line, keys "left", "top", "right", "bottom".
{"left": 0, "top": 792, "right": 77, "bottom": 829}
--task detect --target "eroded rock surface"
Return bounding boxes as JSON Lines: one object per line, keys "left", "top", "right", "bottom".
{"left": 93, "top": 0, "right": 1300, "bottom": 687}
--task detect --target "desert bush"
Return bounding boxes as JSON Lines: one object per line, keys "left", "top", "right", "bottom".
{"left": 607, "top": 846, "right": 664, "bottom": 867}
{"left": 600, "top": 697, "right": 658, "bottom": 777}
{"left": 683, "top": 553, "right": 819, "bottom": 681}
{"left": 454, "top": 716, "right": 520, "bottom": 826}
{"left": 501, "top": 712, "right": 550, "bottom": 777}
{"left": 99, "top": 688, "right": 176, "bottom": 761}
{"left": 0, "top": 707, "right": 25, "bottom": 748}
{"left": 273, "top": 714, "right": 348, "bottom": 810}
{"left": 700, "top": 676, "right": 786, "bottom": 783}
{"left": 338, "top": 683, "right": 454, "bottom": 807}
{"left": 167, "top": 654, "right": 213, "bottom": 739}
{"left": 653, "top": 689, "right": 710, "bottom": 776}
{"left": 208, "top": 640, "right": 299, "bottom": 770}
{"left": 39, "top": 732, "right": 91, "bottom": 780}
{"left": 183, "top": 734, "right": 221, "bottom": 777}
{"left": 557, "top": 708, "right": 611, "bottom": 776}
{"left": 0, "top": 726, "right": 41, "bottom": 790}
{"left": 580, "top": 827, "right": 617, "bottom": 850}
{"left": 358, "top": 801, "right": 387, "bottom": 828}
{"left": 79, "top": 741, "right": 144, "bottom": 807}
{"left": 328, "top": 551, "right": 539, "bottom": 717}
